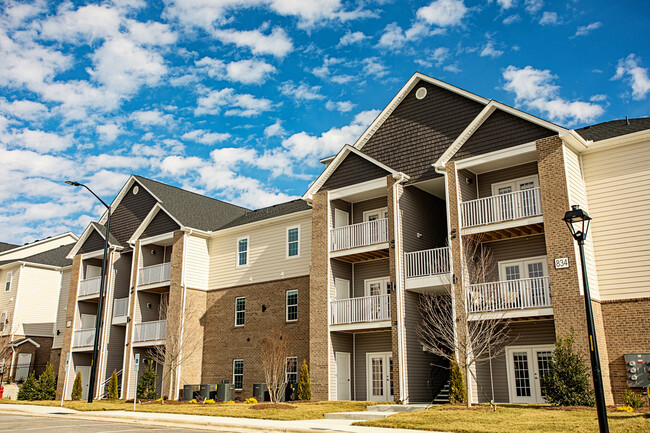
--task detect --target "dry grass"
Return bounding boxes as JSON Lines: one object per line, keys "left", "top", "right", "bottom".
{"left": 356, "top": 404, "right": 650, "bottom": 433}
{"left": 0, "top": 399, "right": 382, "bottom": 421}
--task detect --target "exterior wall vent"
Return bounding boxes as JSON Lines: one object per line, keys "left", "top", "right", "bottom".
{"left": 415, "top": 87, "right": 427, "bottom": 100}
{"left": 133, "top": 185, "right": 139, "bottom": 195}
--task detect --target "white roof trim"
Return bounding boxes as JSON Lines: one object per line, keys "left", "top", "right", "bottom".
{"left": 128, "top": 203, "right": 183, "bottom": 244}
{"left": 580, "top": 128, "right": 650, "bottom": 154}
{"left": 353, "top": 72, "right": 489, "bottom": 152}
{"left": 10, "top": 337, "right": 41, "bottom": 348}
{"left": 303, "top": 145, "right": 404, "bottom": 200}
{"left": 0, "top": 232, "right": 78, "bottom": 258}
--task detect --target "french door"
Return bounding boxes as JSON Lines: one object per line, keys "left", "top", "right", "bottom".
{"left": 366, "top": 352, "right": 394, "bottom": 401}
{"left": 492, "top": 176, "right": 540, "bottom": 220}
{"left": 506, "top": 345, "right": 554, "bottom": 403}
{"left": 498, "top": 256, "right": 549, "bottom": 308}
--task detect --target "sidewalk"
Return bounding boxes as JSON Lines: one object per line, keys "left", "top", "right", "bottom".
{"left": 0, "top": 403, "right": 444, "bottom": 433}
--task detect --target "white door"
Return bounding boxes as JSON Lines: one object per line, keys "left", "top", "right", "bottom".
{"left": 498, "top": 256, "right": 549, "bottom": 308}
{"left": 80, "top": 314, "right": 96, "bottom": 329}
{"left": 492, "top": 176, "right": 540, "bottom": 220}
{"left": 334, "top": 278, "right": 350, "bottom": 324}
{"left": 15, "top": 353, "right": 32, "bottom": 382}
{"left": 75, "top": 365, "right": 91, "bottom": 400}
{"left": 364, "top": 278, "right": 390, "bottom": 297}
{"left": 366, "top": 352, "right": 393, "bottom": 401}
{"left": 86, "top": 265, "right": 101, "bottom": 279}
{"left": 363, "top": 208, "right": 388, "bottom": 222}
{"left": 334, "top": 209, "right": 349, "bottom": 228}
{"left": 336, "top": 352, "right": 351, "bottom": 400}
{"left": 506, "top": 345, "right": 554, "bottom": 403}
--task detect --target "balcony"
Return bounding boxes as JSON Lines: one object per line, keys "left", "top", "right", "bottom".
{"left": 78, "top": 276, "right": 101, "bottom": 298}
{"left": 461, "top": 188, "right": 543, "bottom": 235}
{"left": 330, "top": 294, "right": 391, "bottom": 330}
{"left": 466, "top": 276, "right": 552, "bottom": 319}
{"left": 112, "top": 297, "right": 129, "bottom": 325}
{"left": 330, "top": 219, "right": 389, "bottom": 261}
{"left": 138, "top": 262, "right": 171, "bottom": 288}
{"left": 72, "top": 328, "right": 95, "bottom": 348}
{"left": 133, "top": 319, "right": 167, "bottom": 344}
{"left": 405, "top": 247, "right": 451, "bottom": 292}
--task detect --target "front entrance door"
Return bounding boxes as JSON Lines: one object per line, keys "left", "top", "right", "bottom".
{"left": 366, "top": 352, "right": 393, "bottom": 401}
{"left": 15, "top": 353, "right": 32, "bottom": 382}
{"left": 75, "top": 365, "right": 91, "bottom": 400}
{"left": 506, "top": 345, "right": 554, "bottom": 403}
{"left": 336, "top": 352, "right": 351, "bottom": 400}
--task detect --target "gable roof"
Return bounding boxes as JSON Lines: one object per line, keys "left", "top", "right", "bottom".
{"left": 576, "top": 117, "right": 650, "bottom": 142}
{"left": 0, "top": 242, "right": 18, "bottom": 253}
{"left": 67, "top": 221, "right": 123, "bottom": 259}
{"left": 0, "top": 243, "right": 73, "bottom": 268}
{"left": 218, "top": 199, "right": 311, "bottom": 230}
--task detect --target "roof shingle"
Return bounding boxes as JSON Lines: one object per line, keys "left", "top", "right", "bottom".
{"left": 577, "top": 117, "right": 650, "bottom": 142}
{"left": 218, "top": 200, "right": 311, "bottom": 230}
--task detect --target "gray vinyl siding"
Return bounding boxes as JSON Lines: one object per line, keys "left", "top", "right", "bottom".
{"left": 477, "top": 162, "right": 539, "bottom": 198}
{"left": 331, "top": 332, "right": 354, "bottom": 399}
{"left": 483, "top": 235, "right": 547, "bottom": 280}
{"left": 351, "top": 197, "right": 388, "bottom": 225}
{"left": 79, "top": 230, "right": 106, "bottom": 254}
{"left": 52, "top": 269, "right": 71, "bottom": 349}
{"left": 458, "top": 169, "right": 478, "bottom": 202}
{"left": 332, "top": 259, "right": 352, "bottom": 298}
{"left": 136, "top": 292, "right": 162, "bottom": 322}
{"left": 320, "top": 152, "right": 390, "bottom": 191}
{"left": 354, "top": 331, "right": 392, "bottom": 401}
{"left": 353, "top": 259, "right": 389, "bottom": 298}
{"left": 140, "top": 244, "right": 168, "bottom": 268}
{"left": 474, "top": 319, "right": 556, "bottom": 403}
{"left": 103, "top": 325, "right": 126, "bottom": 383}
{"left": 112, "top": 252, "right": 132, "bottom": 301}
{"left": 141, "top": 211, "right": 179, "bottom": 239}
{"left": 399, "top": 186, "right": 447, "bottom": 253}
{"left": 330, "top": 199, "right": 351, "bottom": 228}
{"left": 109, "top": 182, "right": 158, "bottom": 246}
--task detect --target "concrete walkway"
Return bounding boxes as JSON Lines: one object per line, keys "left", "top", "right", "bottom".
{"left": 0, "top": 403, "right": 445, "bottom": 433}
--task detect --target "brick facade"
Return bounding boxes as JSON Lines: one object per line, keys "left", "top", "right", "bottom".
{"left": 387, "top": 174, "right": 401, "bottom": 402}
{"left": 56, "top": 255, "right": 81, "bottom": 399}
{"left": 162, "top": 230, "right": 185, "bottom": 399}
{"left": 121, "top": 240, "right": 141, "bottom": 399}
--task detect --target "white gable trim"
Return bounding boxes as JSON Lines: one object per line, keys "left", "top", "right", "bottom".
{"left": 9, "top": 337, "right": 41, "bottom": 348}
{"left": 303, "top": 145, "right": 404, "bottom": 200}
{"left": 128, "top": 203, "right": 183, "bottom": 244}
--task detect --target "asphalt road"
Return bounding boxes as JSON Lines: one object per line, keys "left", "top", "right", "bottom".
{"left": 2, "top": 413, "right": 224, "bottom": 432}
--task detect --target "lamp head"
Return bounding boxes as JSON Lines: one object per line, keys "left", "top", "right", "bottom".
{"left": 563, "top": 205, "right": 591, "bottom": 241}
{"left": 65, "top": 180, "right": 82, "bottom": 186}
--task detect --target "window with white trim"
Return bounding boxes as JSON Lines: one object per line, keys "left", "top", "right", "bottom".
{"left": 235, "top": 297, "right": 245, "bottom": 326}
{"left": 4, "top": 271, "right": 12, "bottom": 292}
{"left": 237, "top": 236, "right": 249, "bottom": 267}
{"left": 233, "top": 359, "right": 244, "bottom": 390}
{"left": 286, "top": 357, "right": 298, "bottom": 385}
{"left": 286, "top": 226, "right": 300, "bottom": 258}
{"left": 0, "top": 311, "right": 6, "bottom": 333}
{"left": 286, "top": 290, "right": 298, "bottom": 322}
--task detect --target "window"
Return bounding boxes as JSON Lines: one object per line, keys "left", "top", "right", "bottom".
{"left": 286, "top": 290, "right": 298, "bottom": 322}
{"left": 4, "top": 271, "right": 12, "bottom": 292}
{"left": 237, "top": 237, "right": 249, "bottom": 267}
{"left": 286, "top": 357, "right": 298, "bottom": 385}
{"left": 235, "top": 297, "right": 245, "bottom": 326}
{"left": 0, "top": 311, "right": 6, "bottom": 333}
{"left": 286, "top": 226, "right": 300, "bottom": 258}
{"left": 233, "top": 359, "right": 243, "bottom": 390}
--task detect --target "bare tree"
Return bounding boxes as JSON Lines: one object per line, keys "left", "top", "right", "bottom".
{"left": 260, "top": 329, "right": 289, "bottom": 404}
{"left": 417, "top": 237, "right": 511, "bottom": 408}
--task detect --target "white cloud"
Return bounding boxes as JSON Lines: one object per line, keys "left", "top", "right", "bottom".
{"left": 126, "top": 20, "right": 177, "bottom": 45}
{"left": 132, "top": 109, "right": 173, "bottom": 126}
{"left": 338, "top": 30, "right": 368, "bottom": 46}
{"left": 377, "top": 22, "right": 432, "bottom": 50}
{"left": 590, "top": 94, "right": 607, "bottom": 102}
{"left": 6, "top": 129, "right": 73, "bottom": 152}
{"left": 502, "top": 65, "right": 605, "bottom": 125}
{"left": 195, "top": 57, "right": 276, "bottom": 84}
{"left": 480, "top": 41, "right": 504, "bottom": 58}
{"left": 612, "top": 54, "right": 650, "bottom": 100}
{"left": 212, "top": 27, "right": 293, "bottom": 58}
{"left": 195, "top": 88, "right": 273, "bottom": 117}
{"left": 503, "top": 14, "right": 520, "bottom": 24}
{"left": 0, "top": 98, "right": 49, "bottom": 121}
{"left": 416, "top": 0, "right": 468, "bottom": 27}
{"left": 264, "top": 120, "right": 285, "bottom": 137}
{"left": 279, "top": 82, "right": 325, "bottom": 102}
{"left": 181, "top": 129, "right": 232, "bottom": 144}
{"left": 1, "top": 0, "right": 47, "bottom": 29}
{"left": 326, "top": 100, "right": 356, "bottom": 112}
{"left": 363, "top": 58, "right": 389, "bottom": 77}
{"left": 96, "top": 123, "right": 121, "bottom": 143}
{"left": 524, "top": 0, "right": 543, "bottom": 14}
{"left": 39, "top": 4, "right": 122, "bottom": 43}
{"left": 160, "top": 155, "right": 205, "bottom": 176}
{"left": 573, "top": 21, "right": 602, "bottom": 38}
{"left": 496, "top": 0, "right": 516, "bottom": 9}
{"left": 539, "top": 11, "right": 559, "bottom": 25}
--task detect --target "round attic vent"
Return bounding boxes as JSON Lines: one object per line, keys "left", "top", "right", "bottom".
{"left": 133, "top": 185, "right": 139, "bottom": 195}
{"left": 415, "top": 87, "right": 427, "bottom": 100}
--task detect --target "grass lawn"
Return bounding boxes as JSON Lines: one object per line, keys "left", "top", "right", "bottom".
{"left": 0, "top": 398, "right": 382, "bottom": 421}
{"left": 356, "top": 404, "right": 649, "bottom": 433}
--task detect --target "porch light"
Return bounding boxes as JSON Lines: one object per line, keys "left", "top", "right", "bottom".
{"left": 562, "top": 205, "right": 591, "bottom": 241}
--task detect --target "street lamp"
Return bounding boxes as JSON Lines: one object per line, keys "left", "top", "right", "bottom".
{"left": 563, "top": 204, "right": 609, "bottom": 433}
{"left": 66, "top": 181, "right": 112, "bottom": 404}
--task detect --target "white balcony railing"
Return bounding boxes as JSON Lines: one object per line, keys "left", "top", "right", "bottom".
{"left": 330, "top": 218, "right": 389, "bottom": 251}
{"left": 73, "top": 328, "right": 96, "bottom": 348}
{"left": 330, "top": 294, "right": 391, "bottom": 325}
{"left": 113, "top": 297, "right": 129, "bottom": 319}
{"left": 466, "top": 276, "right": 551, "bottom": 314}
{"left": 405, "top": 247, "right": 451, "bottom": 279}
{"left": 79, "top": 276, "right": 101, "bottom": 297}
{"left": 133, "top": 319, "right": 167, "bottom": 343}
{"left": 138, "top": 262, "right": 171, "bottom": 286}
{"left": 461, "top": 187, "right": 542, "bottom": 228}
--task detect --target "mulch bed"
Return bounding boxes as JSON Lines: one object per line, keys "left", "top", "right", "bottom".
{"left": 249, "top": 403, "right": 296, "bottom": 410}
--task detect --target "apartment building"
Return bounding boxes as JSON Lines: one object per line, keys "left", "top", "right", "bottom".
{"left": 0, "top": 233, "right": 77, "bottom": 382}
{"left": 54, "top": 72, "right": 648, "bottom": 405}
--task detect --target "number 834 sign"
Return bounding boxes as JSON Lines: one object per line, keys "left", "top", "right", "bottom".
{"left": 554, "top": 257, "right": 569, "bottom": 269}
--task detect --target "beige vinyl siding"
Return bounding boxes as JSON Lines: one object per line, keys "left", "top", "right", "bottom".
{"left": 208, "top": 213, "right": 311, "bottom": 290}
{"left": 582, "top": 139, "right": 650, "bottom": 300}
{"left": 15, "top": 266, "right": 60, "bottom": 337}
{"left": 477, "top": 162, "right": 538, "bottom": 198}
{"left": 353, "top": 259, "right": 389, "bottom": 298}
{"left": 185, "top": 235, "right": 209, "bottom": 290}
{"left": 564, "top": 145, "right": 600, "bottom": 299}
{"left": 0, "top": 234, "right": 76, "bottom": 261}
{"left": 354, "top": 331, "right": 392, "bottom": 401}
{"left": 53, "top": 269, "right": 71, "bottom": 349}
{"left": 330, "top": 332, "right": 353, "bottom": 400}
{"left": 0, "top": 265, "right": 20, "bottom": 336}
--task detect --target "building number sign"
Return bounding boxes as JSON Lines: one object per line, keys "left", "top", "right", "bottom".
{"left": 554, "top": 257, "right": 569, "bottom": 269}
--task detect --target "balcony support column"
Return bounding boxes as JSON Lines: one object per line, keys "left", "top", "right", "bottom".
{"left": 56, "top": 255, "right": 82, "bottom": 400}
{"left": 122, "top": 240, "right": 141, "bottom": 399}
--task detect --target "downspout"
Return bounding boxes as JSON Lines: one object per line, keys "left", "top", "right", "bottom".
{"left": 391, "top": 172, "right": 408, "bottom": 403}
{"left": 174, "top": 229, "right": 190, "bottom": 399}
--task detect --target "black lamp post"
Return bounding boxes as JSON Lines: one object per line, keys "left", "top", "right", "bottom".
{"left": 563, "top": 204, "right": 609, "bottom": 433}
{"left": 66, "top": 181, "right": 112, "bottom": 404}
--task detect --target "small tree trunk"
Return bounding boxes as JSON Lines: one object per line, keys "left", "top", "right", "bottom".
{"left": 465, "top": 353, "right": 472, "bottom": 408}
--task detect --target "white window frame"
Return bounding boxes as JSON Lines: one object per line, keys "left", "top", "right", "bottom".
{"left": 497, "top": 256, "right": 548, "bottom": 281}
{"left": 236, "top": 236, "right": 249, "bottom": 268}
{"left": 0, "top": 311, "right": 6, "bottom": 333}
{"left": 233, "top": 359, "right": 244, "bottom": 390}
{"left": 285, "top": 356, "right": 298, "bottom": 385}
{"left": 364, "top": 277, "right": 390, "bottom": 297}
{"left": 286, "top": 225, "right": 300, "bottom": 259}
{"left": 286, "top": 290, "right": 298, "bottom": 322}
{"left": 363, "top": 208, "right": 388, "bottom": 222}
{"left": 234, "top": 297, "right": 245, "bottom": 327}
{"left": 491, "top": 175, "right": 539, "bottom": 197}
{"left": 5, "top": 271, "right": 12, "bottom": 292}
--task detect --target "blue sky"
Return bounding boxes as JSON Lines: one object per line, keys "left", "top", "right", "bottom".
{"left": 1, "top": 0, "right": 649, "bottom": 244}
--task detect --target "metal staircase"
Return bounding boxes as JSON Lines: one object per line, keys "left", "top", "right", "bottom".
{"left": 99, "top": 369, "right": 122, "bottom": 399}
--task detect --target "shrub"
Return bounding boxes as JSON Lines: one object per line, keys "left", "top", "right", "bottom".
{"left": 541, "top": 331, "right": 595, "bottom": 406}
{"left": 449, "top": 358, "right": 466, "bottom": 404}
{"left": 37, "top": 363, "right": 57, "bottom": 400}
{"left": 17, "top": 372, "right": 38, "bottom": 401}
{"left": 137, "top": 360, "right": 158, "bottom": 399}
{"left": 623, "top": 389, "right": 645, "bottom": 410}
{"left": 204, "top": 399, "right": 216, "bottom": 404}
{"left": 71, "top": 372, "right": 83, "bottom": 401}
{"left": 297, "top": 359, "right": 312, "bottom": 401}
{"left": 225, "top": 400, "right": 235, "bottom": 404}
{"left": 188, "top": 398, "right": 197, "bottom": 404}
{"left": 244, "top": 397, "right": 257, "bottom": 404}
{"left": 107, "top": 369, "right": 119, "bottom": 399}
